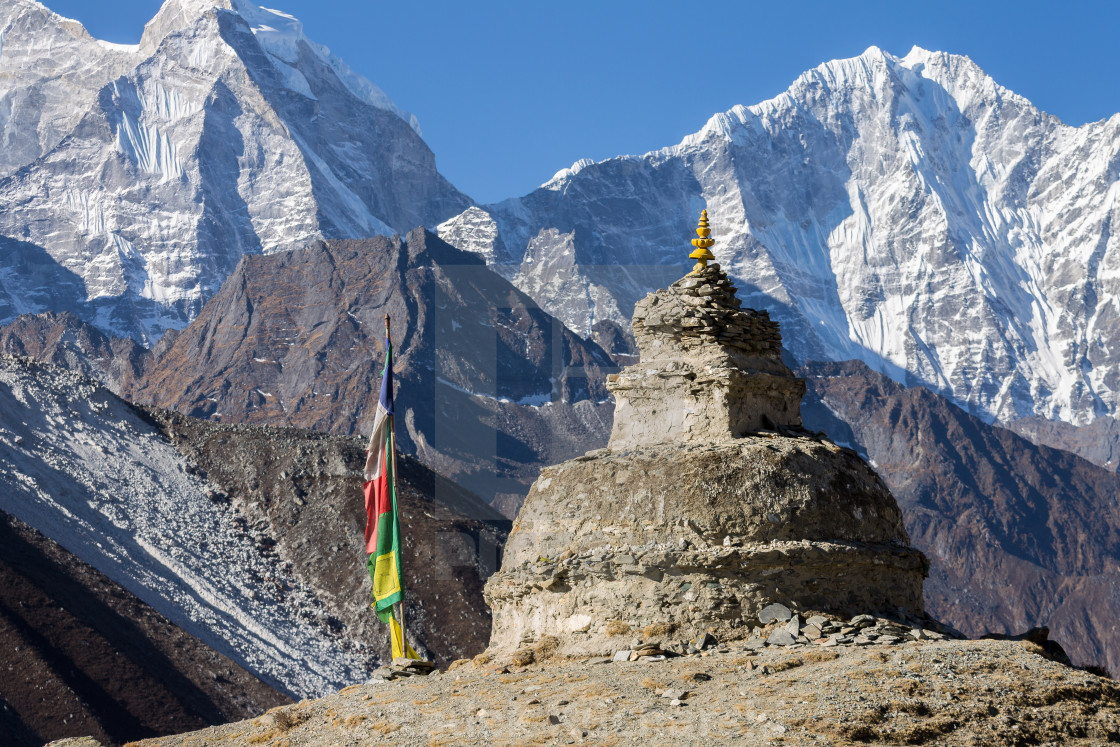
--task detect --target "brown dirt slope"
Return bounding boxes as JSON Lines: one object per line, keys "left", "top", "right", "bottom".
{"left": 127, "top": 639, "right": 1118, "bottom": 746}
{"left": 802, "top": 359, "right": 1120, "bottom": 676}
{"left": 0, "top": 310, "right": 147, "bottom": 394}
{"left": 0, "top": 510, "right": 289, "bottom": 747}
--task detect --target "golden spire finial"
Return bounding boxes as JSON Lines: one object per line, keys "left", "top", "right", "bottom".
{"left": 688, "top": 209, "right": 716, "bottom": 273}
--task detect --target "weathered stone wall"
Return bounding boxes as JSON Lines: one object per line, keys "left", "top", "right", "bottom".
{"left": 484, "top": 439, "right": 926, "bottom": 656}
{"left": 485, "top": 539, "right": 925, "bottom": 656}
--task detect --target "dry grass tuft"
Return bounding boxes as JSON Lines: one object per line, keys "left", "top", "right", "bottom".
{"left": 642, "top": 622, "right": 674, "bottom": 639}
{"left": 447, "top": 658, "right": 471, "bottom": 671}
{"left": 370, "top": 719, "right": 402, "bottom": 735}
{"left": 519, "top": 712, "right": 551, "bottom": 724}
{"left": 893, "top": 699, "right": 932, "bottom": 717}
{"left": 535, "top": 635, "right": 561, "bottom": 660}
{"left": 770, "top": 656, "right": 804, "bottom": 673}
{"left": 848, "top": 666, "right": 891, "bottom": 682}
{"left": 605, "top": 620, "right": 631, "bottom": 636}
{"left": 897, "top": 679, "right": 923, "bottom": 696}
{"left": 889, "top": 715, "right": 959, "bottom": 743}
{"left": 856, "top": 705, "right": 888, "bottom": 725}
{"left": 472, "top": 651, "right": 492, "bottom": 667}
{"left": 641, "top": 677, "right": 667, "bottom": 691}
{"left": 511, "top": 648, "right": 536, "bottom": 667}
{"left": 803, "top": 650, "right": 840, "bottom": 664}
{"left": 250, "top": 706, "right": 307, "bottom": 734}
{"left": 1080, "top": 664, "right": 1115, "bottom": 680}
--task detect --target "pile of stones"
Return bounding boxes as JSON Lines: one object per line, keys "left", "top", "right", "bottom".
{"left": 633, "top": 264, "right": 782, "bottom": 354}
{"left": 484, "top": 245, "right": 928, "bottom": 659}
{"left": 367, "top": 657, "right": 438, "bottom": 682}
{"left": 606, "top": 261, "right": 807, "bottom": 446}
{"left": 608, "top": 606, "right": 962, "bottom": 664}
{"left": 612, "top": 633, "right": 730, "bottom": 662}
{"left": 747, "top": 604, "right": 955, "bottom": 649}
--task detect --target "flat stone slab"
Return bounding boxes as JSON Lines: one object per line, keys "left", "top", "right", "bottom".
{"left": 759, "top": 603, "right": 792, "bottom": 624}
{"left": 767, "top": 629, "right": 796, "bottom": 646}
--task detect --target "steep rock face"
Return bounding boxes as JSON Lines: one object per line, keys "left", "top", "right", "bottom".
{"left": 802, "top": 359, "right": 1120, "bottom": 674}
{"left": 0, "top": 510, "right": 288, "bottom": 747}
{"left": 0, "top": 0, "right": 137, "bottom": 176}
{"left": 0, "top": 0, "right": 470, "bottom": 342}
{"left": 0, "top": 310, "right": 147, "bottom": 392}
{"left": 438, "top": 46, "right": 1120, "bottom": 443}
{"left": 121, "top": 229, "right": 614, "bottom": 512}
{"left": 485, "top": 251, "right": 924, "bottom": 657}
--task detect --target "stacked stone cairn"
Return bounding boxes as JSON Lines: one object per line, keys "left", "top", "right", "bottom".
{"left": 484, "top": 211, "right": 930, "bottom": 660}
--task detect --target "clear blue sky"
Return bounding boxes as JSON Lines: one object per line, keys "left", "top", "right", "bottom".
{"left": 46, "top": 0, "right": 1120, "bottom": 204}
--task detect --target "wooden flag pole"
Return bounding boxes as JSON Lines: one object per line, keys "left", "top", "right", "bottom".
{"left": 385, "top": 314, "right": 409, "bottom": 658}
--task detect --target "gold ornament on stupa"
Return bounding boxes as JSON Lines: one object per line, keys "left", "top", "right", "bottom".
{"left": 688, "top": 209, "right": 716, "bottom": 273}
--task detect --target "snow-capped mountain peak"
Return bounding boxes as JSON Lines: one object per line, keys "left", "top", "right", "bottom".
{"left": 229, "top": 0, "right": 421, "bottom": 133}
{"left": 438, "top": 47, "right": 1120, "bottom": 433}
{"left": 0, "top": 0, "right": 469, "bottom": 342}
{"left": 139, "top": 0, "right": 230, "bottom": 53}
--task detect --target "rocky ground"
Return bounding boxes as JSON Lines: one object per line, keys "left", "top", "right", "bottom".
{"left": 113, "top": 619, "right": 1118, "bottom": 747}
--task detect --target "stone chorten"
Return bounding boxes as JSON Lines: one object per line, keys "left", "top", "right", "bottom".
{"left": 484, "top": 212, "right": 926, "bottom": 657}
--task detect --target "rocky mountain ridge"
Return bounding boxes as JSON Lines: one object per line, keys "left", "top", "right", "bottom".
{"left": 1, "top": 229, "right": 616, "bottom": 515}
{"left": 4, "top": 0, "right": 1119, "bottom": 469}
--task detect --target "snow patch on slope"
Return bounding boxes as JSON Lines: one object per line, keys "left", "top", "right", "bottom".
{"left": 0, "top": 356, "right": 365, "bottom": 698}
